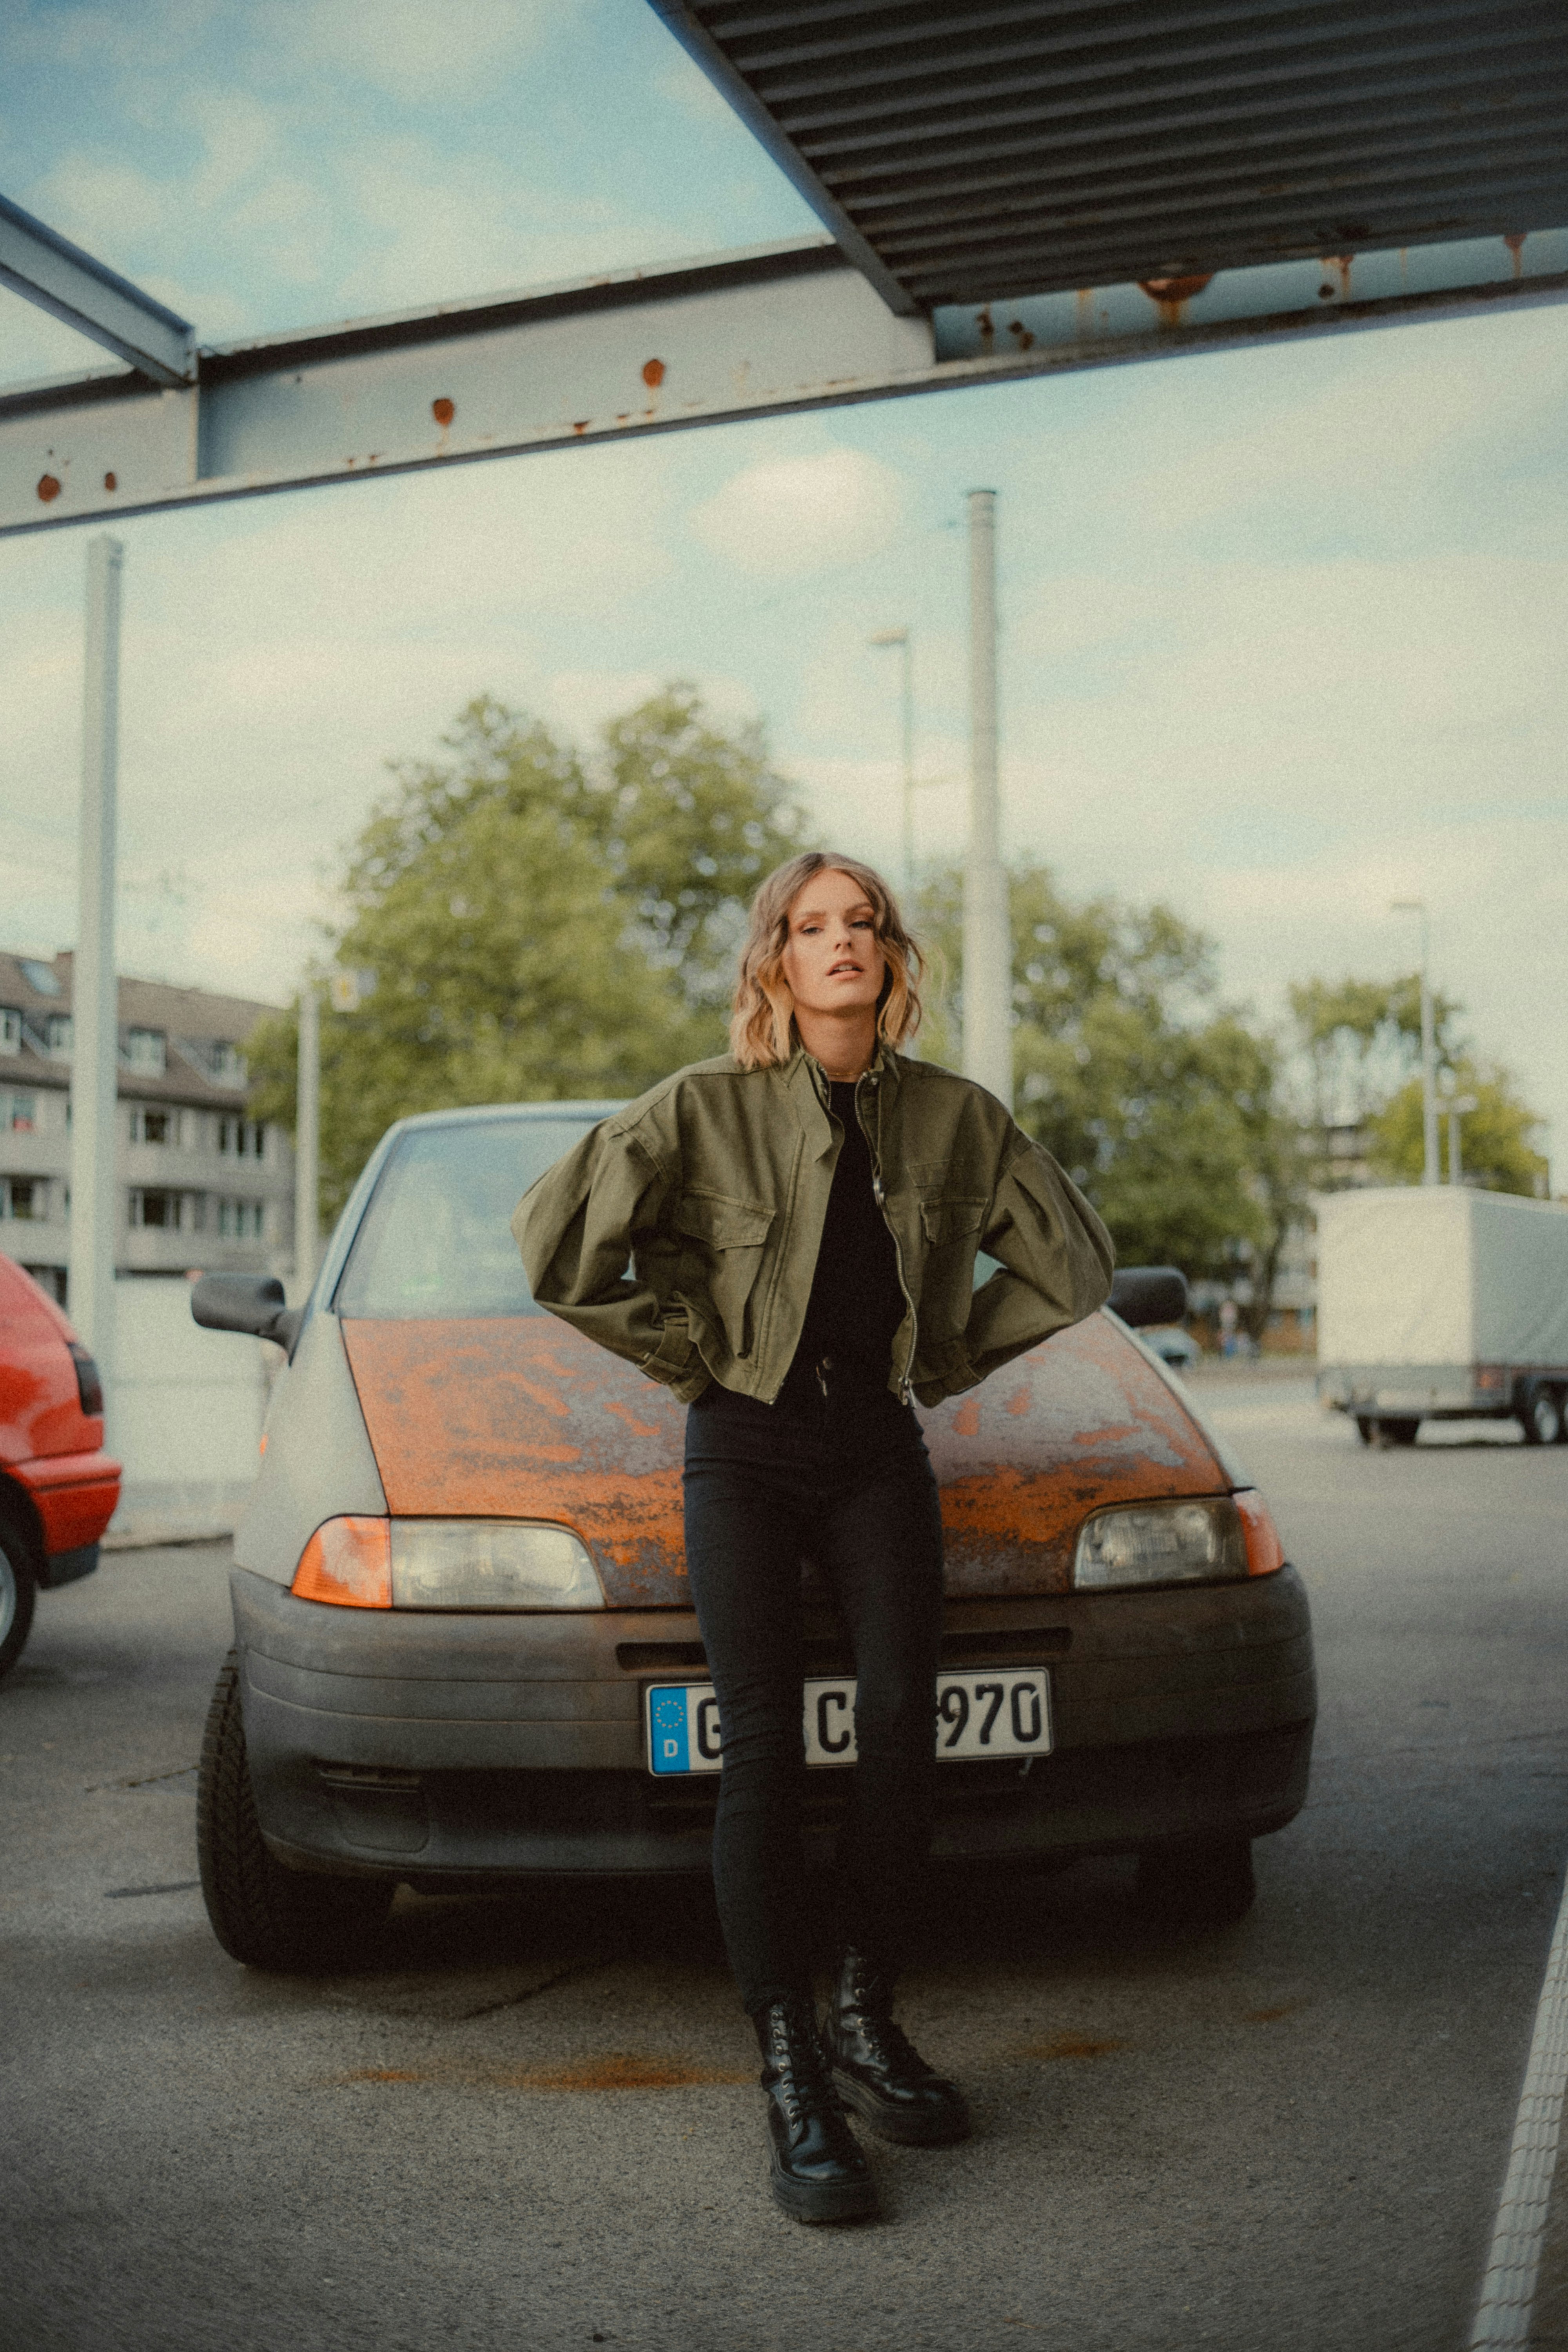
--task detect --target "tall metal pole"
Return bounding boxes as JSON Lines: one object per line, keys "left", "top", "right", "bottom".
{"left": 1417, "top": 915, "right": 1438, "bottom": 1186}
{"left": 68, "top": 535, "right": 123, "bottom": 1376}
{"left": 1392, "top": 900, "right": 1440, "bottom": 1184}
{"left": 963, "top": 489, "right": 1012, "bottom": 1106}
{"left": 898, "top": 629, "right": 915, "bottom": 902}
{"left": 294, "top": 983, "right": 320, "bottom": 1291}
{"left": 868, "top": 627, "right": 917, "bottom": 900}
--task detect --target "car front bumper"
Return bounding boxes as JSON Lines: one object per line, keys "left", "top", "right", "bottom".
{"left": 232, "top": 1563, "right": 1316, "bottom": 1882}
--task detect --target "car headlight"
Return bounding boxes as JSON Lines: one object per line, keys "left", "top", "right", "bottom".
{"left": 291, "top": 1517, "right": 604, "bottom": 1610}
{"left": 1073, "top": 1496, "right": 1250, "bottom": 1590}
{"left": 392, "top": 1521, "right": 604, "bottom": 1610}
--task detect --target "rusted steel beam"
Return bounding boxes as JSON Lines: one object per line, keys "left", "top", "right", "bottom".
{"left": 1, "top": 227, "right": 1564, "bottom": 539}
{"left": 0, "top": 194, "right": 194, "bottom": 388}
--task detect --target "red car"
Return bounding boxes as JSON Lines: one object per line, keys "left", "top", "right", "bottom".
{"left": 0, "top": 1252, "right": 122, "bottom": 1680}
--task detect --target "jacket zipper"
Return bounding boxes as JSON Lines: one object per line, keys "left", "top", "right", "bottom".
{"left": 857, "top": 1069, "right": 918, "bottom": 1405}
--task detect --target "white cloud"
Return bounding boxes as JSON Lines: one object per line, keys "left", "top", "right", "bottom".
{"left": 252, "top": 0, "right": 573, "bottom": 104}
{"left": 690, "top": 450, "right": 907, "bottom": 578}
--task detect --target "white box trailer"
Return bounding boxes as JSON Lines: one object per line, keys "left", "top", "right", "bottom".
{"left": 1316, "top": 1187, "right": 1568, "bottom": 1446}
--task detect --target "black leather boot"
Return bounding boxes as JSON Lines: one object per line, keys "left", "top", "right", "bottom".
{"left": 824, "top": 1949, "right": 971, "bottom": 2147}
{"left": 754, "top": 1994, "right": 878, "bottom": 2223}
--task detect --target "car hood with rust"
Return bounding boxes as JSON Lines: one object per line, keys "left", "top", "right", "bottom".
{"left": 339, "top": 1310, "right": 1225, "bottom": 1606}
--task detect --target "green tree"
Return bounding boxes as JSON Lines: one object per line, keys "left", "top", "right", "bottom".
{"left": 1368, "top": 1062, "right": 1548, "bottom": 1194}
{"left": 248, "top": 690, "right": 808, "bottom": 1220}
{"left": 915, "top": 862, "right": 1305, "bottom": 1299}
{"left": 1289, "top": 972, "right": 1463, "bottom": 1167}
{"left": 599, "top": 685, "right": 808, "bottom": 1011}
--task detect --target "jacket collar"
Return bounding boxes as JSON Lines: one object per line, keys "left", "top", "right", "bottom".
{"left": 782, "top": 1039, "right": 903, "bottom": 1153}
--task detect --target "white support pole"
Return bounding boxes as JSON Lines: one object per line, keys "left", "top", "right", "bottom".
{"left": 1418, "top": 927, "right": 1440, "bottom": 1187}
{"left": 963, "top": 488, "right": 1012, "bottom": 1107}
{"left": 898, "top": 629, "right": 915, "bottom": 903}
{"left": 1393, "top": 899, "right": 1441, "bottom": 1186}
{"left": 294, "top": 983, "right": 320, "bottom": 1293}
{"left": 68, "top": 534, "right": 123, "bottom": 1373}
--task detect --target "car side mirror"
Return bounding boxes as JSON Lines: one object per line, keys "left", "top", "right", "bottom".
{"left": 191, "top": 1272, "right": 304, "bottom": 1354}
{"left": 1108, "top": 1267, "right": 1189, "bottom": 1329}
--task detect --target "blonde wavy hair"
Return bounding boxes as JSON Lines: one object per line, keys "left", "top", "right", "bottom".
{"left": 729, "top": 850, "right": 924, "bottom": 1070}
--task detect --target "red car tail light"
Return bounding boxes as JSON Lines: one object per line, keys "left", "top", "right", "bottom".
{"left": 67, "top": 1342, "right": 104, "bottom": 1419}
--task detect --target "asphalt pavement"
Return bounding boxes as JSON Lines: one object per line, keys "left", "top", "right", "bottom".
{"left": 4, "top": 1379, "right": 1567, "bottom": 2352}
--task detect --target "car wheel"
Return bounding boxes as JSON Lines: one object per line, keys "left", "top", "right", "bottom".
{"left": 197, "top": 1650, "right": 394, "bottom": 1970}
{"left": 0, "top": 1521, "right": 38, "bottom": 1684}
{"left": 1374, "top": 1419, "right": 1420, "bottom": 1448}
{"left": 1521, "top": 1386, "right": 1563, "bottom": 1448}
{"left": 1355, "top": 1417, "right": 1374, "bottom": 1446}
{"left": 1137, "top": 1835, "right": 1256, "bottom": 1927}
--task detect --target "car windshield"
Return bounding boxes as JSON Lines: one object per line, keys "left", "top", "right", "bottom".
{"left": 334, "top": 1116, "right": 595, "bottom": 1319}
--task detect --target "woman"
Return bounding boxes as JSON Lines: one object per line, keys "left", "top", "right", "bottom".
{"left": 513, "top": 851, "right": 1113, "bottom": 2223}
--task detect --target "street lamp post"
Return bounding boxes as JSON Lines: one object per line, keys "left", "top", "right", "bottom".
{"left": 1391, "top": 900, "right": 1439, "bottom": 1185}
{"left": 1446, "top": 1093, "right": 1478, "bottom": 1185}
{"left": 868, "top": 627, "right": 915, "bottom": 898}
{"left": 294, "top": 981, "right": 320, "bottom": 1292}
{"left": 964, "top": 488, "right": 1012, "bottom": 1107}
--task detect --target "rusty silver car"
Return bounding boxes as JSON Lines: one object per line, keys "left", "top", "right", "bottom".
{"left": 191, "top": 1101, "right": 1316, "bottom": 1968}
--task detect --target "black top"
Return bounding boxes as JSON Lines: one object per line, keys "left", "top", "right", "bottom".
{"left": 776, "top": 1079, "right": 906, "bottom": 1409}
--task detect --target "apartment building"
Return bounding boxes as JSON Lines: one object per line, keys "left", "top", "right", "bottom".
{"left": 0, "top": 950, "right": 293, "bottom": 1304}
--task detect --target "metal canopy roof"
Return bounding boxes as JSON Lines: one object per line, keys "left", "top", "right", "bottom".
{"left": 650, "top": 0, "right": 1568, "bottom": 312}
{"left": 4, "top": 2, "right": 1568, "bottom": 536}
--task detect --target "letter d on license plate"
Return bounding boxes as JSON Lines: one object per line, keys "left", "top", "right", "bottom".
{"left": 645, "top": 1670, "right": 1052, "bottom": 1775}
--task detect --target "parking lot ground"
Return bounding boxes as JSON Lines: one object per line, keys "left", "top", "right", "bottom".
{"left": 4, "top": 1381, "right": 1568, "bottom": 2352}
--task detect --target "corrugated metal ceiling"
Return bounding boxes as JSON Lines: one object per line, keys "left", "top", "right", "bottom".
{"left": 650, "top": 2, "right": 1568, "bottom": 311}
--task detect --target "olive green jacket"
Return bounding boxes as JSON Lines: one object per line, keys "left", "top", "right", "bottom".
{"left": 511, "top": 1044, "right": 1114, "bottom": 1409}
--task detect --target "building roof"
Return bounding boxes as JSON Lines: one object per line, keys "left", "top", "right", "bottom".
{"left": 0, "top": 950, "right": 279, "bottom": 1109}
{"left": 653, "top": 0, "right": 1568, "bottom": 311}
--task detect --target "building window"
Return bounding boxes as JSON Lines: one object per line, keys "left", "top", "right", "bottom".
{"left": 2, "top": 1179, "right": 44, "bottom": 1221}
{"left": 129, "top": 1105, "right": 171, "bottom": 1145}
{"left": 124, "top": 1028, "right": 167, "bottom": 1076}
{"left": 129, "top": 1187, "right": 202, "bottom": 1232}
{"left": 4, "top": 1093, "right": 36, "bottom": 1132}
{"left": 218, "top": 1116, "right": 265, "bottom": 1159}
{"left": 46, "top": 1014, "right": 72, "bottom": 1058}
{"left": 217, "top": 1198, "right": 265, "bottom": 1240}
{"left": 0, "top": 1008, "right": 20, "bottom": 1052}
{"left": 210, "top": 1041, "right": 247, "bottom": 1087}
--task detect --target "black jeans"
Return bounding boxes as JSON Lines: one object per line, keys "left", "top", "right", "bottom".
{"left": 682, "top": 1377, "right": 945, "bottom": 2016}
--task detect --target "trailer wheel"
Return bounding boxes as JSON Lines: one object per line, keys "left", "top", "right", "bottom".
{"left": 1521, "top": 1385, "right": 1564, "bottom": 1447}
{"left": 1374, "top": 1419, "right": 1420, "bottom": 1448}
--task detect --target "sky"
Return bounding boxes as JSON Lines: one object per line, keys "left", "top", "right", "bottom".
{"left": 3, "top": 0, "right": 1565, "bottom": 1175}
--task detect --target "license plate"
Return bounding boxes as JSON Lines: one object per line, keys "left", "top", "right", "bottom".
{"left": 645, "top": 1669, "right": 1053, "bottom": 1775}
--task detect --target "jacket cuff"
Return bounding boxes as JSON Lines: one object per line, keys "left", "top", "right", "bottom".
{"left": 642, "top": 1316, "right": 696, "bottom": 1385}
{"left": 913, "top": 1348, "right": 980, "bottom": 1407}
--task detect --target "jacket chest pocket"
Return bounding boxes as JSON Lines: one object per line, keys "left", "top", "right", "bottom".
{"left": 673, "top": 1191, "right": 775, "bottom": 1359}
{"left": 915, "top": 1194, "right": 988, "bottom": 1332}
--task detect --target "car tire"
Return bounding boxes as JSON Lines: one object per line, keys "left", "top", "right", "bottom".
{"left": 197, "top": 1650, "right": 394, "bottom": 1970}
{"left": 1521, "top": 1386, "right": 1564, "bottom": 1448}
{"left": 0, "top": 1520, "right": 38, "bottom": 1684}
{"left": 1137, "top": 1835, "right": 1256, "bottom": 1927}
{"left": 1374, "top": 1419, "right": 1420, "bottom": 1448}
{"left": 1355, "top": 1417, "right": 1374, "bottom": 1446}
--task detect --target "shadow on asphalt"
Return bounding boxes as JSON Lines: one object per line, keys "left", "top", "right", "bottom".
{"left": 265, "top": 1847, "right": 1210, "bottom": 2002}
